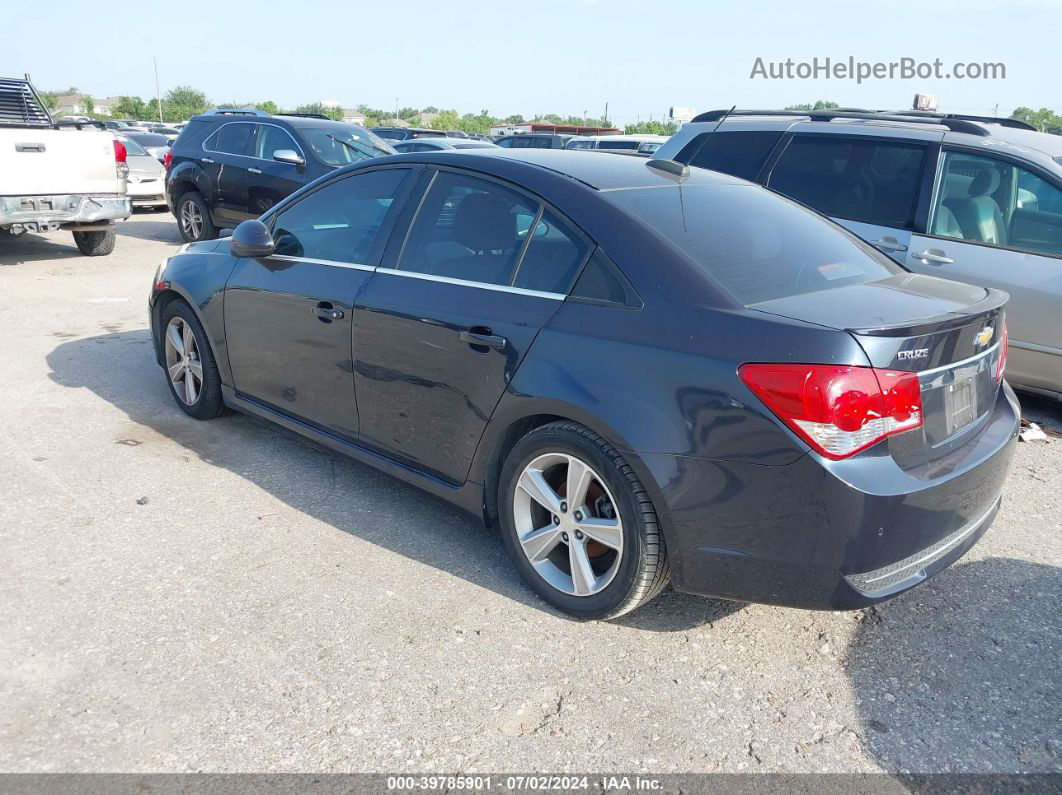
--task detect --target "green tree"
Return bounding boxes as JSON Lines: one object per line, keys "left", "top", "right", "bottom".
{"left": 294, "top": 102, "right": 343, "bottom": 121}
{"left": 784, "top": 100, "right": 840, "bottom": 111}
{"left": 624, "top": 120, "right": 678, "bottom": 135}
{"left": 1011, "top": 106, "right": 1062, "bottom": 133}
{"left": 114, "top": 96, "right": 148, "bottom": 119}
{"left": 255, "top": 100, "right": 278, "bottom": 115}
{"left": 84, "top": 97, "right": 95, "bottom": 115}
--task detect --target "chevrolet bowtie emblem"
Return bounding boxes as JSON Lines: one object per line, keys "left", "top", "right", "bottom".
{"left": 974, "top": 326, "right": 994, "bottom": 347}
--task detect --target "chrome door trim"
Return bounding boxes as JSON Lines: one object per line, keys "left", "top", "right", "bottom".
{"left": 269, "top": 254, "right": 375, "bottom": 272}
{"left": 379, "top": 267, "right": 564, "bottom": 300}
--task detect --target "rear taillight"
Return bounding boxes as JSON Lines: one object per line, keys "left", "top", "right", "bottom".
{"left": 739, "top": 363, "right": 924, "bottom": 460}
{"left": 163, "top": 151, "right": 173, "bottom": 170}
{"left": 994, "top": 319, "right": 1008, "bottom": 383}
{"left": 113, "top": 139, "right": 129, "bottom": 179}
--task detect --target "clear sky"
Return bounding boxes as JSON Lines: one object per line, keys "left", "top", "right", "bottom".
{"left": 4, "top": 0, "right": 1057, "bottom": 124}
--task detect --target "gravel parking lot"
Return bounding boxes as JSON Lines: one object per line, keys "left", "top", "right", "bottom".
{"left": 1, "top": 214, "right": 1059, "bottom": 774}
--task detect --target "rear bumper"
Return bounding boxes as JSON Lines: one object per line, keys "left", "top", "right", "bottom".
{"left": 0, "top": 194, "right": 130, "bottom": 232}
{"left": 642, "top": 383, "right": 1020, "bottom": 609}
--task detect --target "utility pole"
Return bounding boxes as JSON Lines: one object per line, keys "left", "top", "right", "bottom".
{"left": 153, "top": 57, "right": 163, "bottom": 123}
{"left": 604, "top": 101, "right": 608, "bottom": 125}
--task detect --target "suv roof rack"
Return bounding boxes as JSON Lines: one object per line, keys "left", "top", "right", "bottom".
{"left": 276, "top": 112, "right": 332, "bottom": 120}
{"left": 202, "top": 108, "right": 270, "bottom": 117}
{"left": 885, "top": 110, "right": 1037, "bottom": 131}
{"left": 690, "top": 108, "right": 993, "bottom": 137}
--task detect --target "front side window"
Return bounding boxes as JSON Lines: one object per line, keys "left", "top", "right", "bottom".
{"left": 212, "top": 123, "right": 254, "bottom": 156}
{"left": 931, "top": 150, "right": 1062, "bottom": 257}
{"left": 271, "top": 169, "right": 408, "bottom": 263}
{"left": 255, "top": 125, "right": 300, "bottom": 160}
{"left": 768, "top": 136, "right": 926, "bottom": 229}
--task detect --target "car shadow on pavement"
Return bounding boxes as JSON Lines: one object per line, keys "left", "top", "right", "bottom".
{"left": 47, "top": 329, "right": 743, "bottom": 629}
{"left": 0, "top": 233, "right": 84, "bottom": 264}
{"left": 116, "top": 217, "right": 182, "bottom": 244}
{"left": 845, "top": 556, "right": 1061, "bottom": 773}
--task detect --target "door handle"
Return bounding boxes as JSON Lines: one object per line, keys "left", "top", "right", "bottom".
{"left": 248, "top": 167, "right": 262, "bottom": 174}
{"left": 202, "top": 157, "right": 214, "bottom": 164}
{"left": 460, "top": 328, "right": 507, "bottom": 350}
{"left": 870, "top": 237, "right": 908, "bottom": 253}
{"left": 312, "top": 305, "right": 344, "bottom": 321}
{"left": 912, "top": 249, "right": 954, "bottom": 265}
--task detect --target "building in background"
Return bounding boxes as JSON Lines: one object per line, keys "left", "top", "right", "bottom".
{"left": 490, "top": 120, "right": 621, "bottom": 137}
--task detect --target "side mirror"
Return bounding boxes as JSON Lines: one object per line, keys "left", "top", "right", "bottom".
{"left": 231, "top": 219, "right": 274, "bottom": 258}
{"left": 273, "top": 149, "right": 305, "bottom": 166}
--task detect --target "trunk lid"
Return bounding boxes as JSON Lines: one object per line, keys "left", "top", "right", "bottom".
{"left": 752, "top": 273, "right": 1008, "bottom": 467}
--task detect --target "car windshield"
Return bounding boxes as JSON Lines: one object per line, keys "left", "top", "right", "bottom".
{"left": 606, "top": 184, "right": 903, "bottom": 305}
{"left": 128, "top": 133, "right": 168, "bottom": 146}
{"left": 118, "top": 136, "right": 149, "bottom": 156}
{"left": 300, "top": 125, "right": 395, "bottom": 166}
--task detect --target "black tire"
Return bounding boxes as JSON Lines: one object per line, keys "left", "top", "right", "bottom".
{"left": 159, "top": 298, "right": 226, "bottom": 420}
{"left": 175, "top": 191, "right": 217, "bottom": 243}
{"left": 499, "top": 421, "right": 670, "bottom": 620}
{"left": 72, "top": 228, "right": 115, "bottom": 256}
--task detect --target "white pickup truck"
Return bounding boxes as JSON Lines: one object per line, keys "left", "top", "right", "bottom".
{"left": 0, "top": 76, "right": 130, "bottom": 255}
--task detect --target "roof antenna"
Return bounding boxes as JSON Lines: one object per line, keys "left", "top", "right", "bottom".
{"left": 646, "top": 104, "right": 735, "bottom": 179}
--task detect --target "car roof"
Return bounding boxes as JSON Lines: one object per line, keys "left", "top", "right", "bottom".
{"left": 384, "top": 148, "right": 748, "bottom": 190}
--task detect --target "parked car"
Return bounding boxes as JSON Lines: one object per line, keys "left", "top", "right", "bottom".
{"left": 148, "top": 149, "right": 1018, "bottom": 619}
{"left": 655, "top": 108, "right": 1062, "bottom": 400}
{"left": 370, "top": 127, "right": 447, "bottom": 142}
{"left": 147, "top": 124, "right": 181, "bottom": 135}
{"left": 494, "top": 133, "right": 571, "bottom": 149}
{"left": 0, "top": 76, "right": 129, "bottom": 255}
{"left": 116, "top": 135, "right": 167, "bottom": 209}
{"left": 122, "top": 131, "right": 172, "bottom": 162}
{"left": 166, "top": 108, "right": 395, "bottom": 242}
{"left": 392, "top": 138, "right": 499, "bottom": 152}
{"left": 566, "top": 134, "right": 669, "bottom": 151}
{"left": 102, "top": 120, "right": 136, "bottom": 130}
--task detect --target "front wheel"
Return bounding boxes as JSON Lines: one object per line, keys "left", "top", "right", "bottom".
{"left": 72, "top": 228, "right": 115, "bottom": 256}
{"left": 499, "top": 422, "right": 670, "bottom": 620}
{"left": 160, "top": 299, "right": 226, "bottom": 419}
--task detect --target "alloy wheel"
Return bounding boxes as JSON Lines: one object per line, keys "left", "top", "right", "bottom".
{"left": 164, "top": 316, "right": 204, "bottom": 405}
{"left": 179, "top": 199, "right": 203, "bottom": 239}
{"left": 513, "top": 452, "right": 624, "bottom": 597}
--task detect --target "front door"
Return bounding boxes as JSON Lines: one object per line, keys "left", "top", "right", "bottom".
{"left": 224, "top": 167, "right": 416, "bottom": 439}
{"left": 353, "top": 169, "right": 591, "bottom": 483}
{"left": 246, "top": 123, "right": 308, "bottom": 216}
{"left": 907, "top": 148, "right": 1062, "bottom": 393}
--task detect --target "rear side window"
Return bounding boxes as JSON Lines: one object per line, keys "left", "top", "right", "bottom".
{"left": 768, "top": 136, "right": 927, "bottom": 229}
{"left": 607, "top": 184, "right": 902, "bottom": 305}
{"left": 271, "top": 169, "right": 409, "bottom": 264}
{"left": 210, "top": 123, "right": 254, "bottom": 156}
{"left": 679, "top": 131, "right": 782, "bottom": 181}
{"left": 512, "top": 209, "right": 589, "bottom": 293}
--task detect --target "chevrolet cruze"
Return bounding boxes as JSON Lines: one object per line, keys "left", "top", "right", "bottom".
{"left": 149, "top": 149, "right": 1019, "bottom": 619}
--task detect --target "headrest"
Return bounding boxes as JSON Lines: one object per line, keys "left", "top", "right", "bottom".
{"left": 968, "top": 168, "right": 1000, "bottom": 198}
{"left": 454, "top": 193, "right": 516, "bottom": 252}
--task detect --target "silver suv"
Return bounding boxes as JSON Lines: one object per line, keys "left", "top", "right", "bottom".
{"left": 655, "top": 109, "right": 1062, "bottom": 400}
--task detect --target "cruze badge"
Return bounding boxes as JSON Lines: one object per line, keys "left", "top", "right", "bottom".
{"left": 974, "top": 326, "right": 994, "bottom": 348}
{"left": 897, "top": 349, "right": 929, "bottom": 361}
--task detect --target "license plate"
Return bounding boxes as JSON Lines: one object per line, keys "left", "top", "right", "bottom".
{"left": 945, "top": 376, "right": 978, "bottom": 435}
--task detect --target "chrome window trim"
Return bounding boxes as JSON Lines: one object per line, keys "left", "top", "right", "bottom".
{"left": 269, "top": 254, "right": 375, "bottom": 272}
{"left": 378, "top": 267, "right": 564, "bottom": 300}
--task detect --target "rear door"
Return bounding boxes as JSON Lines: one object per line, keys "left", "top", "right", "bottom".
{"left": 907, "top": 148, "right": 1062, "bottom": 393}
{"left": 202, "top": 121, "right": 255, "bottom": 224}
{"left": 764, "top": 127, "right": 940, "bottom": 262}
{"left": 224, "top": 166, "right": 417, "bottom": 439}
{"left": 352, "top": 168, "right": 592, "bottom": 483}
{"left": 246, "top": 123, "right": 307, "bottom": 215}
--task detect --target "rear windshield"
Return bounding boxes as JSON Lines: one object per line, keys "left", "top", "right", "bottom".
{"left": 128, "top": 133, "right": 168, "bottom": 146}
{"left": 606, "top": 184, "right": 902, "bottom": 304}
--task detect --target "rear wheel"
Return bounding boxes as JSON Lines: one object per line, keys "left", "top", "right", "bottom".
{"left": 499, "top": 422, "right": 670, "bottom": 620}
{"left": 72, "top": 228, "right": 115, "bottom": 256}
{"left": 160, "top": 299, "right": 225, "bottom": 419}
{"left": 175, "top": 191, "right": 217, "bottom": 243}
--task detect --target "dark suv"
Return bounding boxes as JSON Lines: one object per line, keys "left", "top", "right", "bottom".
{"left": 166, "top": 109, "right": 395, "bottom": 242}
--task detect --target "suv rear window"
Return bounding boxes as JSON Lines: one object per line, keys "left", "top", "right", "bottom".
{"left": 678, "top": 131, "right": 783, "bottom": 181}
{"left": 606, "top": 184, "right": 902, "bottom": 304}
